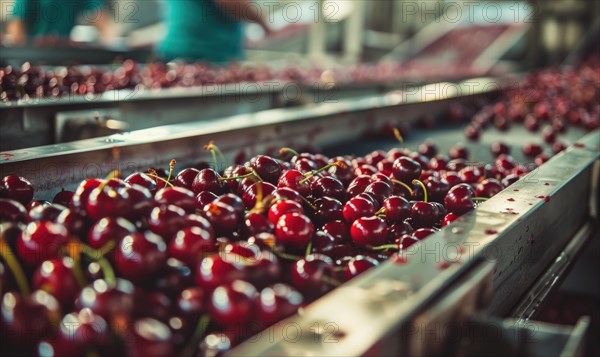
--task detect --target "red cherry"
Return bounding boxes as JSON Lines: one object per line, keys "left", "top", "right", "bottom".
{"left": 52, "top": 189, "right": 74, "bottom": 207}
{"left": 277, "top": 170, "right": 310, "bottom": 197}
{"left": 172, "top": 168, "right": 200, "bottom": 190}
{"left": 542, "top": 126, "right": 557, "bottom": 143}
{"left": 1, "top": 290, "right": 59, "bottom": 344}
{"left": 196, "top": 191, "right": 218, "bottom": 208}
{"left": 209, "top": 280, "right": 257, "bottom": 329}
{"left": 125, "top": 172, "right": 158, "bottom": 194}
{"left": 444, "top": 184, "right": 475, "bottom": 215}
{"left": 155, "top": 187, "right": 196, "bottom": 213}
{"left": 195, "top": 254, "right": 247, "bottom": 291}
{"left": 449, "top": 143, "right": 469, "bottom": 159}
{"left": 258, "top": 283, "right": 303, "bottom": 326}
{"left": 313, "top": 197, "right": 343, "bottom": 226}
{"left": 126, "top": 318, "right": 175, "bottom": 357}
{"left": 17, "top": 221, "right": 69, "bottom": 267}
{"left": 0, "top": 198, "right": 27, "bottom": 222}
{"left": 381, "top": 195, "right": 410, "bottom": 222}
{"left": 491, "top": 141, "right": 510, "bottom": 157}
{"left": 2, "top": 175, "right": 34, "bottom": 205}
{"left": 475, "top": 179, "right": 504, "bottom": 198}
{"left": 192, "top": 169, "right": 226, "bottom": 195}
{"left": 275, "top": 212, "right": 314, "bottom": 251}
{"left": 268, "top": 200, "right": 303, "bottom": 225}
{"left": 344, "top": 255, "right": 378, "bottom": 280}
{"left": 441, "top": 212, "right": 460, "bottom": 227}
{"left": 310, "top": 176, "right": 345, "bottom": 201}
{"left": 87, "top": 216, "right": 136, "bottom": 250}
{"left": 413, "top": 227, "right": 437, "bottom": 240}
{"left": 290, "top": 254, "right": 334, "bottom": 298}
{"left": 242, "top": 182, "right": 276, "bottom": 209}
{"left": 350, "top": 216, "right": 388, "bottom": 247}
{"left": 202, "top": 202, "right": 239, "bottom": 236}
{"left": 392, "top": 157, "right": 422, "bottom": 183}
{"left": 250, "top": 155, "right": 281, "bottom": 185}
{"left": 114, "top": 231, "right": 167, "bottom": 283}
{"left": 321, "top": 220, "right": 350, "bottom": 244}
{"left": 522, "top": 143, "right": 543, "bottom": 157}
{"left": 169, "top": 226, "right": 216, "bottom": 268}
{"left": 32, "top": 258, "right": 79, "bottom": 308}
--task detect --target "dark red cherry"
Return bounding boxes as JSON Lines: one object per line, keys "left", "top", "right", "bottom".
{"left": 344, "top": 255, "right": 379, "bottom": 280}
{"left": 444, "top": 184, "right": 475, "bottom": 215}
{"left": 268, "top": 200, "right": 303, "bottom": 225}
{"left": 209, "top": 280, "right": 257, "bottom": 328}
{"left": 392, "top": 157, "right": 422, "bottom": 183}
{"left": 241, "top": 212, "right": 274, "bottom": 238}
{"left": 32, "top": 257, "right": 79, "bottom": 308}
{"left": 152, "top": 258, "right": 193, "bottom": 296}
{"left": 2, "top": 175, "right": 34, "bottom": 205}
{"left": 475, "top": 179, "right": 504, "bottom": 198}
{"left": 428, "top": 155, "right": 448, "bottom": 170}
{"left": 126, "top": 318, "right": 175, "bottom": 357}
{"left": 534, "top": 154, "right": 550, "bottom": 166}
{"left": 425, "top": 177, "right": 450, "bottom": 203}
{"left": 59, "top": 308, "right": 110, "bottom": 350}
{"left": 122, "top": 185, "right": 153, "bottom": 220}
{"left": 198, "top": 333, "right": 233, "bottom": 357}
{"left": 87, "top": 217, "right": 136, "bottom": 250}
{"left": 418, "top": 140, "right": 438, "bottom": 157}
{"left": 542, "top": 127, "right": 557, "bottom": 143}
{"left": 155, "top": 187, "right": 196, "bottom": 213}
{"left": 75, "top": 278, "right": 140, "bottom": 322}
{"left": 125, "top": 172, "right": 158, "bottom": 194}
{"left": 222, "top": 165, "right": 252, "bottom": 193}
{"left": 459, "top": 166, "right": 483, "bottom": 184}
{"left": 441, "top": 212, "right": 460, "bottom": 227}
{"left": 148, "top": 205, "right": 189, "bottom": 241}
{"left": 214, "top": 193, "right": 245, "bottom": 217}
{"left": 17, "top": 221, "right": 69, "bottom": 267}
{"left": 1, "top": 290, "right": 59, "bottom": 344}
{"left": 250, "top": 155, "right": 282, "bottom": 185}
{"left": 202, "top": 202, "right": 238, "bottom": 236}
{"left": 192, "top": 169, "right": 226, "bottom": 195}
{"left": 552, "top": 141, "right": 567, "bottom": 154}
{"left": 491, "top": 141, "right": 510, "bottom": 157}
{"left": 364, "top": 180, "right": 392, "bottom": 205}
{"left": 52, "top": 189, "right": 74, "bottom": 207}
{"left": 85, "top": 185, "right": 128, "bottom": 221}
{"left": 0, "top": 198, "right": 27, "bottom": 222}
{"left": 346, "top": 175, "right": 372, "bottom": 197}
{"left": 350, "top": 216, "right": 388, "bottom": 247}
{"left": 464, "top": 125, "right": 481, "bottom": 141}
{"left": 55, "top": 208, "right": 89, "bottom": 236}
{"left": 312, "top": 197, "right": 343, "bottom": 226}
{"left": 195, "top": 254, "right": 247, "bottom": 291}
{"left": 413, "top": 227, "right": 437, "bottom": 240}
{"left": 522, "top": 143, "right": 543, "bottom": 157}
{"left": 449, "top": 143, "right": 469, "bottom": 159}
{"left": 446, "top": 159, "right": 468, "bottom": 172}
{"left": 258, "top": 283, "right": 303, "bottom": 326}
{"left": 381, "top": 196, "right": 410, "bottom": 222}
{"left": 502, "top": 174, "right": 520, "bottom": 187}
{"left": 410, "top": 201, "right": 438, "bottom": 228}
{"left": 342, "top": 196, "right": 375, "bottom": 223}
{"left": 196, "top": 191, "right": 218, "bottom": 208}
{"left": 28, "top": 203, "right": 66, "bottom": 222}
{"left": 242, "top": 182, "right": 276, "bottom": 209}
{"left": 277, "top": 170, "right": 310, "bottom": 197}
{"left": 271, "top": 187, "right": 303, "bottom": 204}
{"left": 275, "top": 212, "right": 314, "bottom": 251}
{"left": 169, "top": 226, "right": 216, "bottom": 268}
{"left": 114, "top": 231, "right": 167, "bottom": 284}
{"left": 290, "top": 254, "right": 335, "bottom": 298}
{"left": 172, "top": 168, "right": 200, "bottom": 190}
{"left": 388, "top": 220, "right": 414, "bottom": 241}
{"left": 495, "top": 154, "right": 516, "bottom": 173}
{"left": 321, "top": 220, "right": 350, "bottom": 244}
{"left": 310, "top": 176, "right": 345, "bottom": 201}
{"left": 524, "top": 114, "right": 540, "bottom": 131}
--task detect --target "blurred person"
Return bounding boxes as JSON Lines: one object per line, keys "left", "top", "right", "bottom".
{"left": 158, "top": 0, "right": 272, "bottom": 64}
{"left": 5, "top": 0, "right": 115, "bottom": 46}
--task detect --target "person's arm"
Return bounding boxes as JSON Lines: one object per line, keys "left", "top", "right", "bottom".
{"left": 5, "top": 0, "right": 28, "bottom": 45}
{"left": 214, "top": 0, "right": 272, "bottom": 34}
{"left": 83, "top": 0, "right": 117, "bottom": 45}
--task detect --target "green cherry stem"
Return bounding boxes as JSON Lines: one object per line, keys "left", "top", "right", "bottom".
{"left": 299, "top": 161, "right": 346, "bottom": 184}
{"left": 472, "top": 197, "right": 489, "bottom": 201}
{"left": 412, "top": 179, "right": 427, "bottom": 202}
{"left": 393, "top": 128, "right": 404, "bottom": 145}
{"left": 279, "top": 147, "right": 300, "bottom": 157}
{"left": 391, "top": 179, "right": 414, "bottom": 196}
{"left": 180, "top": 314, "right": 210, "bottom": 357}
{"left": 0, "top": 239, "right": 30, "bottom": 296}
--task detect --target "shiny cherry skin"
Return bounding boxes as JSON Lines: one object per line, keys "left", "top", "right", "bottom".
{"left": 126, "top": 318, "right": 175, "bottom": 357}
{"left": 195, "top": 254, "right": 247, "bottom": 291}
{"left": 428, "top": 155, "right": 448, "bottom": 170}
{"left": 410, "top": 201, "right": 438, "bottom": 228}
{"left": 535, "top": 153, "right": 550, "bottom": 166}
{"left": 155, "top": 186, "right": 196, "bottom": 213}
{"left": 115, "top": 231, "right": 167, "bottom": 284}
{"left": 242, "top": 182, "right": 276, "bottom": 209}
{"left": 388, "top": 221, "right": 414, "bottom": 242}
{"left": 87, "top": 216, "right": 136, "bottom": 250}
{"left": 441, "top": 212, "right": 461, "bottom": 227}
{"left": 32, "top": 257, "right": 79, "bottom": 308}
{"left": 1, "top": 290, "right": 59, "bottom": 344}
{"left": 502, "top": 174, "right": 521, "bottom": 187}
{"left": 363, "top": 180, "right": 392, "bottom": 205}
{"left": 392, "top": 157, "right": 422, "bottom": 183}
{"left": 418, "top": 141, "right": 438, "bottom": 157}
{"left": 271, "top": 187, "right": 303, "bottom": 205}
{"left": 125, "top": 172, "right": 158, "bottom": 194}
{"left": 413, "top": 227, "right": 438, "bottom": 240}
{"left": 475, "top": 178, "right": 504, "bottom": 198}
{"left": 495, "top": 154, "right": 517, "bottom": 173}
{"left": 148, "top": 205, "right": 189, "bottom": 241}
{"left": 209, "top": 280, "right": 258, "bottom": 329}
{"left": 75, "top": 278, "right": 141, "bottom": 323}
{"left": 192, "top": 168, "right": 226, "bottom": 195}
{"left": 523, "top": 143, "right": 543, "bottom": 157}
{"left": 203, "top": 202, "right": 239, "bottom": 236}
{"left": 214, "top": 193, "right": 245, "bottom": 217}
{"left": 222, "top": 165, "right": 252, "bottom": 193}
{"left": 552, "top": 141, "right": 567, "bottom": 154}
{"left": 321, "top": 220, "right": 350, "bottom": 244}
{"left": 2, "top": 175, "right": 34, "bottom": 205}
{"left": 464, "top": 125, "right": 481, "bottom": 141}
{"left": 425, "top": 177, "right": 450, "bottom": 203}
{"left": 449, "top": 143, "right": 469, "bottom": 159}
{"left": 59, "top": 308, "right": 110, "bottom": 350}
{"left": 524, "top": 114, "right": 540, "bottom": 131}
{"left": 444, "top": 184, "right": 475, "bottom": 215}
{"left": 381, "top": 196, "right": 410, "bottom": 222}
{"left": 268, "top": 200, "right": 303, "bottom": 225}
{"left": 122, "top": 185, "right": 153, "bottom": 220}
{"left": 459, "top": 166, "right": 483, "bottom": 184}
{"left": 275, "top": 212, "right": 314, "bottom": 251}
{"left": 85, "top": 185, "right": 128, "bottom": 221}
{"left": 172, "top": 168, "right": 200, "bottom": 190}
{"left": 258, "top": 283, "right": 303, "bottom": 326}
{"left": 491, "top": 141, "right": 510, "bottom": 157}
{"left": 176, "top": 287, "right": 206, "bottom": 323}
{"left": 196, "top": 190, "right": 218, "bottom": 208}
{"left": 0, "top": 198, "right": 27, "bottom": 222}
{"left": 350, "top": 216, "right": 388, "bottom": 247}
{"left": 277, "top": 169, "right": 310, "bottom": 197}
{"left": 344, "top": 255, "right": 379, "bottom": 280}
{"left": 250, "top": 155, "right": 282, "bottom": 185}
{"left": 542, "top": 127, "right": 557, "bottom": 144}
{"left": 342, "top": 196, "right": 375, "bottom": 223}
{"left": 17, "top": 221, "right": 69, "bottom": 267}
{"left": 310, "top": 176, "right": 345, "bottom": 201}
{"left": 290, "top": 254, "right": 335, "bottom": 298}
{"left": 241, "top": 212, "right": 274, "bottom": 238}
{"left": 346, "top": 175, "right": 371, "bottom": 198}
{"left": 312, "top": 197, "right": 343, "bottom": 226}
{"left": 28, "top": 203, "right": 66, "bottom": 222}
{"left": 52, "top": 189, "right": 74, "bottom": 207}
{"left": 169, "top": 226, "right": 216, "bottom": 268}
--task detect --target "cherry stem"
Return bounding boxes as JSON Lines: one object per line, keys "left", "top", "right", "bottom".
{"left": 368, "top": 244, "right": 398, "bottom": 251}
{"left": 146, "top": 171, "right": 174, "bottom": 188}
{"left": 305, "top": 240, "right": 313, "bottom": 257}
{"left": 374, "top": 207, "right": 386, "bottom": 216}
{"left": 322, "top": 275, "right": 342, "bottom": 287}
{"left": 270, "top": 248, "right": 301, "bottom": 261}
{"left": 279, "top": 147, "right": 299, "bottom": 157}
{"left": 217, "top": 172, "right": 256, "bottom": 181}
{"left": 79, "top": 242, "right": 116, "bottom": 287}
{"left": 393, "top": 128, "right": 404, "bottom": 145}
{"left": 166, "top": 159, "right": 176, "bottom": 185}
{"left": 104, "top": 169, "right": 120, "bottom": 181}
{"left": 65, "top": 242, "right": 87, "bottom": 288}
{"left": 300, "top": 195, "right": 317, "bottom": 211}
{"left": 254, "top": 181, "right": 265, "bottom": 212}
{"left": 204, "top": 141, "right": 227, "bottom": 171}
{"left": 412, "top": 179, "right": 427, "bottom": 202}
{"left": 472, "top": 197, "right": 489, "bottom": 201}
{"left": 180, "top": 314, "right": 210, "bottom": 357}
{"left": 0, "top": 239, "right": 30, "bottom": 296}
{"left": 299, "top": 161, "right": 346, "bottom": 184}
{"left": 391, "top": 179, "right": 414, "bottom": 196}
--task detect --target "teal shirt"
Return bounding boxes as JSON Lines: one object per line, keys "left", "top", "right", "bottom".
{"left": 158, "top": 0, "right": 243, "bottom": 64}
{"left": 12, "top": 0, "right": 103, "bottom": 37}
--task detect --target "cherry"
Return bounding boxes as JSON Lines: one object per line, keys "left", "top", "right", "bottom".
{"left": 380, "top": 196, "right": 410, "bottom": 222}
{"left": 258, "top": 283, "right": 303, "bottom": 326}
{"left": 290, "top": 254, "right": 335, "bottom": 298}
{"left": 552, "top": 117, "right": 566, "bottom": 133}
{"left": 271, "top": 187, "right": 303, "bottom": 204}
{"left": 122, "top": 184, "right": 154, "bottom": 220}
{"left": 198, "top": 333, "right": 233, "bottom": 357}
{"left": 425, "top": 177, "right": 450, "bottom": 203}
{"left": 203, "top": 202, "right": 238, "bottom": 236}
{"left": 464, "top": 125, "right": 481, "bottom": 141}
{"left": 444, "top": 184, "right": 475, "bottom": 215}
{"left": 195, "top": 254, "right": 247, "bottom": 291}
{"left": 155, "top": 187, "right": 196, "bottom": 213}
{"left": 343, "top": 255, "right": 378, "bottom": 280}
{"left": 52, "top": 189, "right": 74, "bottom": 207}
{"left": 409, "top": 152, "right": 430, "bottom": 168}
{"left": 311, "top": 176, "right": 345, "bottom": 201}
{"left": 75, "top": 278, "right": 141, "bottom": 323}
{"left": 410, "top": 201, "right": 438, "bottom": 228}
{"left": 495, "top": 154, "right": 516, "bottom": 173}
{"left": 214, "top": 193, "right": 245, "bottom": 217}
{"left": 502, "top": 174, "right": 520, "bottom": 187}
{"left": 114, "top": 231, "right": 167, "bottom": 284}
{"left": 428, "top": 155, "right": 448, "bottom": 170}
{"left": 275, "top": 212, "right": 314, "bottom": 251}
{"left": 475, "top": 178, "right": 504, "bottom": 198}
{"left": 222, "top": 165, "right": 252, "bottom": 193}
{"left": 209, "top": 279, "right": 257, "bottom": 329}
{"left": 312, "top": 197, "right": 343, "bottom": 226}
{"left": 449, "top": 143, "right": 469, "bottom": 159}
{"left": 552, "top": 141, "right": 567, "bottom": 154}
{"left": 196, "top": 190, "right": 218, "bottom": 208}
{"left": 1, "top": 290, "right": 59, "bottom": 344}
{"left": 59, "top": 308, "right": 110, "bottom": 350}
{"left": 524, "top": 114, "right": 540, "bottom": 131}
{"left": 342, "top": 196, "right": 376, "bottom": 223}
{"left": 277, "top": 169, "right": 310, "bottom": 197}
{"left": 125, "top": 172, "right": 158, "bottom": 194}
{"left": 322, "top": 220, "right": 350, "bottom": 244}
{"left": 27, "top": 203, "right": 66, "bottom": 222}
{"left": 494, "top": 116, "right": 510, "bottom": 131}
{"left": 87, "top": 216, "right": 136, "bottom": 250}
{"left": 242, "top": 182, "right": 276, "bottom": 209}
{"left": 148, "top": 205, "right": 190, "bottom": 240}
{"left": 542, "top": 126, "right": 557, "bottom": 143}
{"left": 346, "top": 175, "right": 371, "bottom": 197}
{"left": 32, "top": 257, "right": 79, "bottom": 308}
{"left": 491, "top": 141, "right": 510, "bottom": 156}
{"left": 192, "top": 168, "right": 226, "bottom": 195}
{"left": 176, "top": 287, "right": 206, "bottom": 322}
{"left": 441, "top": 212, "right": 460, "bottom": 227}
{"left": 85, "top": 184, "right": 129, "bottom": 221}
{"left": 418, "top": 140, "right": 437, "bottom": 157}
{"left": 2, "top": 175, "right": 34, "bottom": 205}
{"left": 523, "top": 143, "right": 543, "bottom": 157}
{"left": 172, "top": 168, "right": 200, "bottom": 190}
{"left": 152, "top": 257, "right": 193, "bottom": 296}
{"left": 268, "top": 200, "right": 303, "bottom": 225}
{"left": 364, "top": 180, "right": 392, "bottom": 205}
{"left": 126, "top": 318, "right": 175, "bottom": 357}
{"left": 413, "top": 227, "right": 437, "bottom": 240}
{"left": 388, "top": 220, "right": 414, "bottom": 241}
{"left": 17, "top": 221, "right": 69, "bottom": 267}
{"left": 250, "top": 155, "right": 282, "bottom": 185}
{"left": 446, "top": 158, "right": 468, "bottom": 172}
{"left": 376, "top": 159, "right": 394, "bottom": 177}
{"left": 0, "top": 198, "right": 27, "bottom": 222}
{"left": 241, "top": 212, "right": 274, "bottom": 238}
{"left": 169, "top": 226, "right": 216, "bottom": 268}
{"left": 535, "top": 153, "right": 550, "bottom": 166}
{"left": 350, "top": 216, "right": 388, "bottom": 247}
{"left": 392, "top": 157, "right": 422, "bottom": 183}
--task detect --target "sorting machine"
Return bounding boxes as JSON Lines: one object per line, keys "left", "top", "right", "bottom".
{"left": 0, "top": 73, "right": 598, "bottom": 356}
